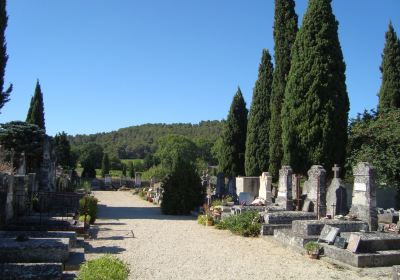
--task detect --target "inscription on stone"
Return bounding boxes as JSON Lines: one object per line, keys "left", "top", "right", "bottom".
{"left": 347, "top": 234, "right": 361, "bottom": 253}
{"left": 354, "top": 182, "right": 367, "bottom": 191}
{"left": 334, "top": 236, "right": 347, "bottom": 249}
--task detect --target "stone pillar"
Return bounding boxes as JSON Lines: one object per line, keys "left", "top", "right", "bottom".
{"left": 276, "top": 166, "right": 293, "bottom": 210}
{"left": 135, "top": 172, "right": 142, "bottom": 187}
{"left": 306, "top": 165, "right": 327, "bottom": 217}
{"left": 259, "top": 172, "right": 272, "bottom": 205}
{"left": 326, "top": 164, "right": 348, "bottom": 217}
{"left": 14, "top": 175, "right": 27, "bottom": 216}
{"left": 349, "top": 162, "right": 378, "bottom": 231}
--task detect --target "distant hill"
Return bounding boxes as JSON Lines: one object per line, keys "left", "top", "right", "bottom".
{"left": 68, "top": 120, "right": 224, "bottom": 159}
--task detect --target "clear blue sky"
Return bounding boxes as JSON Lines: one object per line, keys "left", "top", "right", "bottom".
{"left": 0, "top": 0, "right": 399, "bottom": 136}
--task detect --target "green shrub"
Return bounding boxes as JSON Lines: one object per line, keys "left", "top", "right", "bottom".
{"left": 197, "top": 214, "right": 206, "bottom": 225}
{"left": 79, "top": 196, "right": 98, "bottom": 224}
{"left": 304, "top": 241, "right": 320, "bottom": 253}
{"left": 215, "top": 211, "right": 261, "bottom": 237}
{"left": 79, "top": 215, "right": 91, "bottom": 223}
{"left": 211, "top": 199, "right": 223, "bottom": 207}
{"left": 77, "top": 255, "right": 129, "bottom": 280}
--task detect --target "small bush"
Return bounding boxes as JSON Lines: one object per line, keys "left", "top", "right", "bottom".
{"left": 77, "top": 255, "right": 129, "bottom": 280}
{"left": 304, "top": 241, "right": 320, "bottom": 253}
{"left": 215, "top": 211, "right": 261, "bottom": 237}
{"left": 79, "top": 196, "right": 98, "bottom": 224}
{"left": 79, "top": 215, "right": 91, "bottom": 223}
{"left": 197, "top": 215, "right": 206, "bottom": 225}
{"left": 211, "top": 199, "right": 223, "bottom": 207}
{"left": 138, "top": 190, "right": 146, "bottom": 199}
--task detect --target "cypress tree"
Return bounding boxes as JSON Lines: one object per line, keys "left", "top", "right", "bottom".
{"left": 378, "top": 22, "right": 400, "bottom": 111}
{"left": 269, "top": 0, "right": 298, "bottom": 180}
{"left": 245, "top": 49, "right": 274, "bottom": 176}
{"left": 0, "top": 0, "right": 11, "bottom": 112}
{"left": 26, "top": 80, "right": 46, "bottom": 132}
{"left": 101, "top": 153, "right": 110, "bottom": 177}
{"left": 128, "top": 161, "right": 134, "bottom": 178}
{"left": 218, "top": 87, "right": 248, "bottom": 177}
{"left": 281, "top": 0, "right": 349, "bottom": 175}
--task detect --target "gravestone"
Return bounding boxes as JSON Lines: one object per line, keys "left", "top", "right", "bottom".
{"left": 275, "top": 166, "right": 293, "bottom": 210}
{"left": 349, "top": 162, "right": 378, "bottom": 231}
{"left": 135, "top": 172, "right": 142, "bottom": 187}
{"left": 326, "top": 164, "right": 348, "bottom": 217}
{"left": 16, "top": 152, "right": 26, "bottom": 175}
{"left": 239, "top": 192, "right": 253, "bottom": 205}
{"left": 334, "top": 236, "right": 347, "bottom": 249}
{"left": 227, "top": 177, "right": 236, "bottom": 197}
{"left": 303, "top": 165, "right": 326, "bottom": 217}
{"left": 236, "top": 177, "right": 259, "bottom": 200}
{"left": 38, "top": 136, "right": 56, "bottom": 192}
{"left": 104, "top": 175, "right": 112, "bottom": 186}
{"left": 259, "top": 172, "right": 272, "bottom": 205}
{"left": 216, "top": 172, "right": 225, "bottom": 197}
{"left": 319, "top": 225, "right": 340, "bottom": 245}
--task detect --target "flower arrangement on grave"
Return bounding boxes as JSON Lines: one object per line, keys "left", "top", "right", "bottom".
{"left": 304, "top": 241, "right": 320, "bottom": 259}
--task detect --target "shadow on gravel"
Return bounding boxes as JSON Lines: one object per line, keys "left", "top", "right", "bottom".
{"left": 84, "top": 243, "right": 126, "bottom": 254}
{"left": 97, "top": 204, "right": 196, "bottom": 221}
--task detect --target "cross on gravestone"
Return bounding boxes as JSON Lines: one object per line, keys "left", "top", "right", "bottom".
{"left": 333, "top": 164, "right": 340, "bottom": 179}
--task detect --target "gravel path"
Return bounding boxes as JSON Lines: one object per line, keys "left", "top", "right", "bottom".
{"left": 85, "top": 191, "right": 387, "bottom": 280}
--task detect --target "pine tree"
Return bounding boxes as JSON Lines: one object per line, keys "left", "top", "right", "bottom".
{"left": 269, "top": 0, "right": 298, "bottom": 180}
{"left": 128, "top": 161, "right": 134, "bottom": 178}
{"left": 101, "top": 153, "right": 110, "bottom": 177}
{"left": 245, "top": 49, "right": 274, "bottom": 176}
{"left": 281, "top": 0, "right": 349, "bottom": 175}
{"left": 26, "top": 80, "right": 46, "bottom": 131}
{"left": 378, "top": 22, "right": 400, "bottom": 111}
{"left": 121, "top": 163, "right": 127, "bottom": 177}
{"left": 0, "top": 0, "right": 11, "bottom": 112}
{"left": 218, "top": 87, "right": 248, "bottom": 177}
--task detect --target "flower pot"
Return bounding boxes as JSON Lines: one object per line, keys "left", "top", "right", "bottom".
{"left": 205, "top": 220, "right": 214, "bottom": 226}
{"left": 308, "top": 253, "right": 319, "bottom": 259}
{"left": 226, "top": 202, "right": 234, "bottom": 206}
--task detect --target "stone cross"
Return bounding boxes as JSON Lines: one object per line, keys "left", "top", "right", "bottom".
{"left": 349, "top": 162, "right": 378, "bottom": 231}
{"left": 333, "top": 164, "right": 340, "bottom": 179}
{"left": 276, "top": 166, "right": 293, "bottom": 210}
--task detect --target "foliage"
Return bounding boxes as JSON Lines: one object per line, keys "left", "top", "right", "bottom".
{"left": 79, "top": 214, "right": 91, "bottom": 223}
{"left": 128, "top": 161, "right": 134, "bottom": 178}
{"left": 304, "top": 241, "right": 320, "bottom": 253}
{"left": 217, "top": 88, "right": 248, "bottom": 177}
{"left": 156, "top": 134, "right": 197, "bottom": 170}
{"left": 69, "top": 121, "right": 223, "bottom": 160}
{"left": 0, "top": 0, "right": 11, "bottom": 113}
{"left": 197, "top": 214, "right": 206, "bottom": 225}
{"left": 281, "top": 0, "right": 349, "bottom": 175}
{"left": 245, "top": 49, "right": 274, "bottom": 176}
{"left": 54, "top": 131, "right": 76, "bottom": 169}
{"left": 141, "top": 164, "right": 168, "bottom": 181}
{"left": 269, "top": 0, "right": 298, "bottom": 181}
{"left": 138, "top": 190, "right": 146, "bottom": 198}
{"left": 101, "top": 153, "right": 110, "bottom": 177}
{"left": 0, "top": 121, "right": 44, "bottom": 172}
{"left": 194, "top": 137, "right": 218, "bottom": 166}
{"left": 346, "top": 109, "right": 400, "bottom": 188}
{"left": 211, "top": 199, "right": 223, "bottom": 207}
{"left": 79, "top": 196, "right": 98, "bottom": 224}
{"left": 161, "top": 159, "right": 204, "bottom": 215}
{"left": 378, "top": 22, "right": 400, "bottom": 111}
{"left": 26, "top": 80, "right": 46, "bottom": 132}
{"left": 121, "top": 163, "right": 127, "bottom": 176}
{"left": 77, "top": 255, "right": 129, "bottom": 280}
{"left": 215, "top": 211, "right": 261, "bottom": 237}
{"left": 79, "top": 143, "right": 104, "bottom": 178}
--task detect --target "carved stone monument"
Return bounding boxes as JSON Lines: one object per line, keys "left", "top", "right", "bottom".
{"left": 216, "top": 172, "right": 225, "bottom": 197}
{"left": 276, "top": 166, "right": 293, "bottom": 210}
{"left": 326, "top": 164, "right": 348, "bottom": 217}
{"left": 259, "top": 172, "right": 272, "bottom": 205}
{"left": 303, "top": 165, "right": 326, "bottom": 217}
{"left": 39, "top": 136, "right": 56, "bottom": 192}
{"left": 135, "top": 172, "right": 142, "bottom": 187}
{"left": 349, "top": 162, "right": 378, "bottom": 231}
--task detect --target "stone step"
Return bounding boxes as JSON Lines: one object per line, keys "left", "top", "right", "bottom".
{"left": 0, "top": 231, "right": 77, "bottom": 248}
{"left": 261, "top": 224, "right": 292, "bottom": 235}
{"left": 291, "top": 220, "right": 368, "bottom": 236}
{"left": 64, "top": 247, "right": 85, "bottom": 271}
{"left": 263, "top": 211, "right": 316, "bottom": 225}
{"left": 273, "top": 228, "right": 319, "bottom": 252}
{"left": 0, "top": 263, "right": 63, "bottom": 280}
{"left": 62, "top": 271, "right": 78, "bottom": 280}
{"left": 0, "top": 238, "right": 70, "bottom": 263}
{"left": 76, "top": 236, "right": 85, "bottom": 248}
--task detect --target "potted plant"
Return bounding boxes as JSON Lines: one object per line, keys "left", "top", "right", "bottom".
{"left": 304, "top": 241, "right": 320, "bottom": 259}
{"left": 205, "top": 214, "right": 214, "bottom": 226}
{"left": 225, "top": 196, "right": 234, "bottom": 206}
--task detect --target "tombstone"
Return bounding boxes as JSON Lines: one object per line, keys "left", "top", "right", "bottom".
{"left": 239, "top": 192, "right": 253, "bottom": 205}
{"left": 201, "top": 172, "right": 209, "bottom": 190}
{"left": 349, "top": 162, "right": 378, "bottom": 231}
{"left": 303, "top": 165, "right": 326, "bottom": 218}
{"left": 39, "top": 136, "right": 56, "bottom": 192}
{"left": 326, "top": 164, "right": 348, "bottom": 217}
{"left": 259, "top": 172, "right": 272, "bottom": 205}
{"left": 275, "top": 166, "right": 293, "bottom": 210}
{"left": 16, "top": 152, "right": 26, "bottom": 175}
{"left": 227, "top": 177, "right": 236, "bottom": 197}
{"left": 104, "top": 175, "right": 112, "bottom": 186}
{"left": 216, "top": 172, "right": 225, "bottom": 197}
{"left": 236, "top": 177, "right": 259, "bottom": 200}
{"left": 135, "top": 172, "right": 142, "bottom": 187}
{"left": 319, "top": 225, "right": 340, "bottom": 245}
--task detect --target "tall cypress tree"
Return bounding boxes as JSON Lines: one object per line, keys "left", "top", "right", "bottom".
{"left": 281, "top": 0, "right": 349, "bottom": 175}
{"left": 0, "top": 0, "right": 12, "bottom": 112}
{"left": 245, "top": 49, "right": 274, "bottom": 176}
{"left": 26, "top": 80, "right": 46, "bottom": 132}
{"left": 269, "top": 0, "right": 298, "bottom": 180}
{"left": 378, "top": 22, "right": 400, "bottom": 111}
{"left": 101, "top": 153, "right": 110, "bottom": 177}
{"left": 218, "top": 87, "right": 248, "bottom": 177}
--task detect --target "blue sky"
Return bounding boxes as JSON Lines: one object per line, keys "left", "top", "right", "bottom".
{"left": 0, "top": 0, "right": 399, "bottom": 136}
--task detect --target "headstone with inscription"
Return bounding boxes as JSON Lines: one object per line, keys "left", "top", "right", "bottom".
{"left": 275, "top": 166, "right": 293, "bottom": 210}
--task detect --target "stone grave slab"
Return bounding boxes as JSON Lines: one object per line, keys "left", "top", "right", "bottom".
{"left": 0, "top": 263, "right": 63, "bottom": 280}
{"left": 347, "top": 234, "right": 361, "bottom": 253}
{"left": 0, "top": 231, "right": 77, "bottom": 248}
{"left": 334, "top": 236, "right": 347, "bottom": 249}
{"left": 238, "top": 192, "right": 253, "bottom": 205}
{"left": 319, "top": 225, "right": 340, "bottom": 244}
{"left": 291, "top": 219, "right": 368, "bottom": 236}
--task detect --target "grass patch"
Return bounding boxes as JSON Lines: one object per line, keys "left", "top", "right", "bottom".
{"left": 77, "top": 255, "right": 129, "bottom": 280}
{"left": 214, "top": 211, "right": 261, "bottom": 237}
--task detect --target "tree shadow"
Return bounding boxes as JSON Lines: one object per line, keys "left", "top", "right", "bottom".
{"left": 84, "top": 243, "right": 126, "bottom": 254}
{"left": 96, "top": 204, "right": 196, "bottom": 221}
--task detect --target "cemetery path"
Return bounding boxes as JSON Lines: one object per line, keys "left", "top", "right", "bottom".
{"left": 85, "top": 191, "right": 382, "bottom": 280}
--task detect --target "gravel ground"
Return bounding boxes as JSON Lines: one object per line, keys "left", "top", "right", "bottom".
{"left": 85, "top": 191, "right": 389, "bottom": 280}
